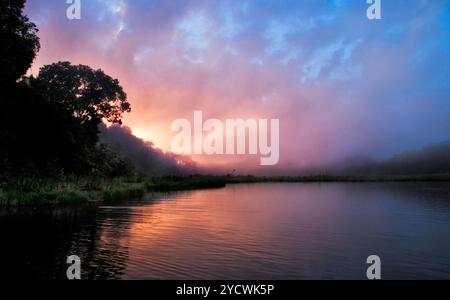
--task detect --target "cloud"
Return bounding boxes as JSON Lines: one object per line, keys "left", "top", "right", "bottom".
{"left": 25, "top": 0, "right": 450, "bottom": 173}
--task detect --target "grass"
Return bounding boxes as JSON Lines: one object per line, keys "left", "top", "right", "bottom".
{"left": 1, "top": 174, "right": 449, "bottom": 206}
{"left": 0, "top": 177, "right": 146, "bottom": 205}
{"left": 0, "top": 176, "right": 226, "bottom": 205}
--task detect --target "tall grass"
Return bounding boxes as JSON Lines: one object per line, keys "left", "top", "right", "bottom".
{"left": 0, "top": 176, "right": 226, "bottom": 205}
{"left": 0, "top": 176, "right": 147, "bottom": 205}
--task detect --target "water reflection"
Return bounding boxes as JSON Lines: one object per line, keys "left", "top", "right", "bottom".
{"left": 1, "top": 183, "right": 450, "bottom": 279}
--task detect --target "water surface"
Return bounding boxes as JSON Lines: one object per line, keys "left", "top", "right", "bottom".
{"left": 1, "top": 182, "right": 450, "bottom": 279}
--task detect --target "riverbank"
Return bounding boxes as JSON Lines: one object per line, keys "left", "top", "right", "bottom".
{"left": 1, "top": 174, "right": 449, "bottom": 205}
{"left": 0, "top": 176, "right": 226, "bottom": 205}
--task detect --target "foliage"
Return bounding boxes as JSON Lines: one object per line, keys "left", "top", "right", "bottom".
{"left": 34, "top": 62, "right": 131, "bottom": 126}
{"left": 0, "top": 0, "right": 40, "bottom": 85}
{"left": 0, "top": 1, "right": 135, "bottom": 179}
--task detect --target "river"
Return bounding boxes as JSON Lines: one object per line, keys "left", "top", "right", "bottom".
{"left": 1, "top": 182, "right": 450, "bottom": 279}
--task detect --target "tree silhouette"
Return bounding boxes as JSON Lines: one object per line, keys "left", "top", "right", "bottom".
{"left": 0, "top": 1, "right": 134, "bottom": 178}
{"left": 0, "top": 0, "right": 40, "bottom": 85}
{"left": 34, "top": 62, "right": 131, "bottom": 126}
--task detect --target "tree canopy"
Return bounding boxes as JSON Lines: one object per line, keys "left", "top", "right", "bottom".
{"left": 35, "top": 62, "right": 131, "bottom": 125}
{"left": 0, "top": 0, "right": 40, "bottom": 85}
{"left": 0, "top": 1, "right": 134, "bottom": 178}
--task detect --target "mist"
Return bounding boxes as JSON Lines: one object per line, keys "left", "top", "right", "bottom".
{"left": 99, "top": 124, "right": 197, "bottom": 176}
{"left": 25, "top": 1, "right": 450, "bottom": 173}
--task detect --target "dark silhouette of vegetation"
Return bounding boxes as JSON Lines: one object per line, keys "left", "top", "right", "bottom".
{"left": 0, "top": 0, "right": 193, "bottom": 185}
{"left": 29, "top": 61, "right": 134, "bottom": 175}
{"left": 34, "top": 62, "right": 130, "bottom": 126}
{"left": 99, "top": 124, "right": 196, "bottom": 176}
{"left": 0, "top": 1, "right": 134, "bottom": 180}
{"left": 0, "top": 0, "right": 40, "bottom": 86}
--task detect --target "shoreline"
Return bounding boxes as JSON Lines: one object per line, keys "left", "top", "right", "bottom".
{"left": 1, "top": 174, "right": 450, "bottom": 206}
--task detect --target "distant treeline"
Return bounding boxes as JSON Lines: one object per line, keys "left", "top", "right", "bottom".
{"left": 99, "top": 124, "right": 197, "bottom": 176}
{"left": 0, "top": 0, "right": 189, "bottom": 181}
{"left": 332, "top": 141, "right": 450, "bottom": 176}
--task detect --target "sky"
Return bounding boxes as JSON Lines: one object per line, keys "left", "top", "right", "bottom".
{"left": 24, "top": 0, "right": 450, "bottom": 172}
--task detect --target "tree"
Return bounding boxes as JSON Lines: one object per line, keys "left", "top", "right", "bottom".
{"left": 0, "top": 0, "right": 41, "bottom": 178}
{"left": 34, "top": 61, "right": 131, "bottom": 126}
{"left": 0, "top": 2, "right": 135, "bottom": 178}
{"left": 1, "top": 82, "right": 94, "bottom": 177}
{"left": 0, "top": 0, "right": 40, "bottom": 85}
